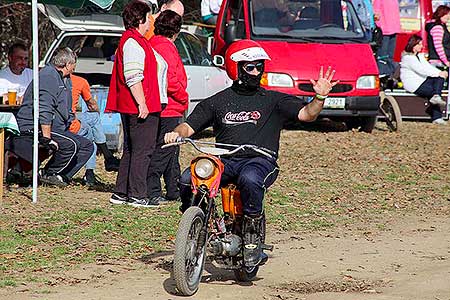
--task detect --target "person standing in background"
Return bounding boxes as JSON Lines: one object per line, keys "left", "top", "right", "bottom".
{"left": 148, "top": 10, "right": 188, "bottom": 205}
{"left": 106, "top": 0, "right": 161, "bottom": 207}
{"left": 350, "top": 0, "right": 375, "bottom": 40}
{"left": 143, "top": 0, "right": 185, "bottom": 40}
{"left": 0, "top": 43, "right": 32, "bottom": 104}
{"left": 201, "top": 0, "right": 222, "bottom": 25}
{"left": 425, "top": 5, "right": 450, "bottom": 67}
{"left": 372, "top": 0, "right": 401, "bottom": 77}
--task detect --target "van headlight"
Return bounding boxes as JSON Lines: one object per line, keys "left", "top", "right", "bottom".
{"left": 356, "top": 75, "right": 378, "bottom": 89}
{"left": 261, "top": 73, "right": 294, "bottom": 87}
{"left": 194, "top": 159, "right": 215, "bottom": 179}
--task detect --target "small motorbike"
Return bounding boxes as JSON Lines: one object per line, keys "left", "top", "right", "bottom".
{"left": 163, "top": 138, "right": 274, "bottom": 296}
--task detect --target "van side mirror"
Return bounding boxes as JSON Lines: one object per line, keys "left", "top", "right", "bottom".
{"left": 224, "top": 22, "right": 237, "bottom": 45}
{"left": 213, "top": 55, "right": 224, "bottom": 66}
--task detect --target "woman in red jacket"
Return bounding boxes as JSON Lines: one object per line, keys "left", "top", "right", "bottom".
{"left": 147, "top": 10, "right": 188, "bottom": 204}
{"left": 106, "top": 0, "right": 161, "bottom": 207}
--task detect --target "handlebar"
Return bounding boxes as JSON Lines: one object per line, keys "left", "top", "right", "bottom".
{"left": 162, "top": 137, "right": 276, "bottom": 159}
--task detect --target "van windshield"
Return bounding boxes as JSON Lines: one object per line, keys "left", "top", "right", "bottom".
{"left": 250, "top": 0, "right": 366, "bottom": 42}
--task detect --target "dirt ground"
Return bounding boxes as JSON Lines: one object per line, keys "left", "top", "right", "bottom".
{"left": 2, "top": 214, "right": 449, "bottom": 300}
{"left": 1, "top": 121, "right": 450, "bottom": 300}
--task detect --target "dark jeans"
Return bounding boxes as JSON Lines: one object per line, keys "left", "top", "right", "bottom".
{"left": 115, "top": 113, "right": 159, "bottom": 199}
{"left": 377, "top": 34, "right": 397, "bottom": 76}
{"left": 147, "top": 117, "right": 181, "bottom": 199}
{"left": 415, "top": 77, "right": 445, "bottom": 121}
{"left": 6, "top": 130, "right": 94, "bottom": 179}
{"left": 179, "top": 156, "right": 279, "bottom": 215}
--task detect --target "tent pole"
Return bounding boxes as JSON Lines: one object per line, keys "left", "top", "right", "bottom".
{"left": 32, "top": 0, "right": 39, "bottom": 203}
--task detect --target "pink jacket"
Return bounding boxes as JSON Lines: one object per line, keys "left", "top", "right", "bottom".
{"left": 373, "top": 0, "right": 401, "bottom": 35}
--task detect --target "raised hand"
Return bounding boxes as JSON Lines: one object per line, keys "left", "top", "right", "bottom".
{"left": 310, "top": 66, "right": 339, "bottom": 97}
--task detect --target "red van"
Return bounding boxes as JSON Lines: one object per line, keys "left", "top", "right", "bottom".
{"left": 211, "top": 0, "right": 380, "bottom": 132}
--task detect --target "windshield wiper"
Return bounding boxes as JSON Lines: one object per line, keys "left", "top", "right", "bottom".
{"left": 257, "top": 34, "right": 317, "bottom": 43}
{"left": 316, "top": 36, "right": 367, "bottom": 43}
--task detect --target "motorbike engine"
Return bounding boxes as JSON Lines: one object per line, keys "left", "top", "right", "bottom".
{"left": 210, "top": 233, "right": 242, "bottom": 257}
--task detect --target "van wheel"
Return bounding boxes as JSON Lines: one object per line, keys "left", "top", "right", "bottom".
{"left": 344, "top": 117, "right": 377, "bottom": 133}
{"left": 359, "top": 116, "right": 377, "bottom": 133}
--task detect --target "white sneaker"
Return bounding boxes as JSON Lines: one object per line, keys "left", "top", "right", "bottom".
{"left": 429, "top": 95, "right": 447, "bottom": 108}
{"left": 432, "top": 118, "right": 447, "bottom": 125}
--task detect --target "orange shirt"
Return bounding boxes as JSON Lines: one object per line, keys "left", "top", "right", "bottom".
{"left": 144, "top": 15, "right": 156, "bottom": 40}
{"left": 69, "top": 74, "right": 92, "bottom": 133}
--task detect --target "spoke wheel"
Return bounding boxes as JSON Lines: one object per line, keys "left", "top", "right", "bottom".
{"left": 380, "top": 92, "right": 402, "bottom": 132}
{"left": 173, "top": 207, "right": 206, "bottom": 296}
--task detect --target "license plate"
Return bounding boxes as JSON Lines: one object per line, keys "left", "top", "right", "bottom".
{"left": 324, "top": 97, "right": 345, "bottom": 109}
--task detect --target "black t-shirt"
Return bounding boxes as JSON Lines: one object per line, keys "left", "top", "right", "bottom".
{"left": 186, "top": 86, "right": 305, "bottom": 156}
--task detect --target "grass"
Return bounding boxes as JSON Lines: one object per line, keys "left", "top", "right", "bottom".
{"left": 0, "top": 202, "right": 180, "bottom": 283}
{"left": 1, "top": 122, "right": 449, "bottom": 288}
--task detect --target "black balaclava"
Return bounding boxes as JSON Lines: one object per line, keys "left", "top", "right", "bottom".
{"left": 232, "top": 60, "right": 265, "bottom": 94}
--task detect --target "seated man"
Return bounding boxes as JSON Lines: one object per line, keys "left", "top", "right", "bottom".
{"left": 13, "top": 47, "right": 94, "bottom": 187}
{"left": 0, "top": 42, "right": 33, "bottom": 104}
{"left": 69, "top": 74, "right": 120, "bottom": 186}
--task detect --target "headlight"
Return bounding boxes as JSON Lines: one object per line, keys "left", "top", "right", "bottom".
{"left": 356, "top": 75, "right": 379, "bottom": 89}
{"left": 194, "top": 159, "right": 215, "bottom": 179}
{"left": 261, "top": 73, "right": 294, "bottom": 87}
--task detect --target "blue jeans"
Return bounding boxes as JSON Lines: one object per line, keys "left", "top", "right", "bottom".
{"left": 77, "top": 112, "right": 107, "bottom": 170}
{"left": 179, "top": 156, "right": 279, "bottom": 215}
{"left": 415, "top": 77, "right": 445, "bottom": 121}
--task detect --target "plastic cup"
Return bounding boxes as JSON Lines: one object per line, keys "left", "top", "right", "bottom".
{"left": 8, "top": 89, "right": 17, "bottom": 106}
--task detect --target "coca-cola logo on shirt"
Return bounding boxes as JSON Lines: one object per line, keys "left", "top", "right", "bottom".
{"left": 222, "top": 111, "right": 261, "bottom": 125}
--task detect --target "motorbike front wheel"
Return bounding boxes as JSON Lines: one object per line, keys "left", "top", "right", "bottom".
{"left": 173, "top": 207, "right": 207, "bottom": 296}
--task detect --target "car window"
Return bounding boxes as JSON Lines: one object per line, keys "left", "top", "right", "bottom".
{"left": 54, "top": 34, "right": 120, "bottom": 86}
{"left": 182, "top": 32, "right": 213, "bottom": 66}
{"left": 174, "top": 34, "right": 193, "bottom": 65}
{"left": 58, "top": 35, "right": 120, "bottom": 60}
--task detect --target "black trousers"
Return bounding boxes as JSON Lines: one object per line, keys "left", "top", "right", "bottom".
{"left": 147, "top": 117, "right": 181, "bottom": 199}
{"left": 6, "top": 130, "right": 94, "bottom": 179}
{"left": 115, "top": 113, "right": 159, "bottom": 199}
{"left": 415, "top": 76, "right": 445, "bottom": 121}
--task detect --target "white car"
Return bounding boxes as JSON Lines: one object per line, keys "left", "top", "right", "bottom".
{"left": 39, "top": 5, "right": 231, "bottom": 149}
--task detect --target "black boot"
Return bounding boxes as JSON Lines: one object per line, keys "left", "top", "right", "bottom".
{"left": 104, "top": 156, "right": 120, "bottom": 172}
{"left": 242, "top": 214, "right": 264, "bottom": 267}
{"left": 97, "top": 143, "right": 120, "bottom": 172}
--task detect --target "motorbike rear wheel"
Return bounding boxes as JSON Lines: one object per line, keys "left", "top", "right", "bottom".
{"left": 173, "top": 207, "right": 207, "bottom": 296}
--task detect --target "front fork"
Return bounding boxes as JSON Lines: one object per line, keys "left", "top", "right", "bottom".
{"left": 194, "top": 191, "right": 215, "bottom": 254}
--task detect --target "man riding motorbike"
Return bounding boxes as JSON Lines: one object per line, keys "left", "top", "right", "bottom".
{"left": 165, "top": 39, "right": 337, "bottom": 268}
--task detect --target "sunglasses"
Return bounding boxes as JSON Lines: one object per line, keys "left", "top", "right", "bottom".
{"left": 243, "top": 62, "right": 264, "bottom": 73}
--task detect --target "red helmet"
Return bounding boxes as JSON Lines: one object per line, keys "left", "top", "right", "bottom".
{"left": 224, "top": 39, "right": 271, "bottom": 80}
